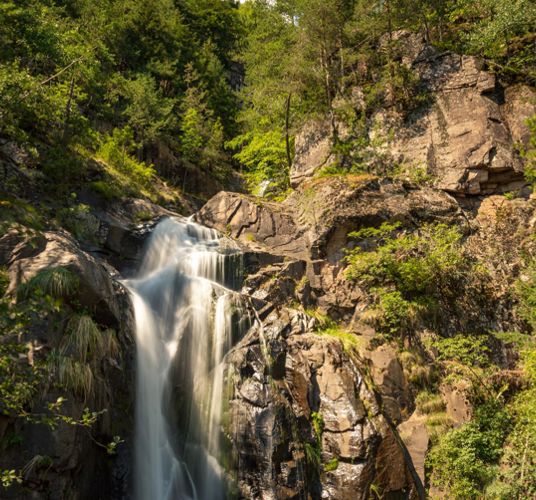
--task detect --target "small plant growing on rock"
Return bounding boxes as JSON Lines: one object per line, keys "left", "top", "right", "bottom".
{"left": 345, "top": 223, "right": 475, "bottom": 337}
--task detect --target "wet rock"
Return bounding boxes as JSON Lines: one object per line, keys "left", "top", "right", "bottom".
{"left": 226, "top": 310, "right": 413, "bottom": 499}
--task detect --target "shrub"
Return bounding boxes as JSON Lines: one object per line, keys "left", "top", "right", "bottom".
{"left": 428, "top": 402, "right": 511, "bottom": 499}
{"left": 97, "top": 128, "right": 155, "bottom": 188}
{"left": 57, "top": 203, "right": 100, "bottom": 242}
{"left": 345, "top": 223, "right": 468, "bottom": 335}
{"left": 226, "top": 128, "right": 290, "bottom": 195}
{"left": 434, "top": 335, "right": 490, "bottom": 367}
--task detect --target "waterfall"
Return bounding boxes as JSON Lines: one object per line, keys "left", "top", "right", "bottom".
{"left": 125, "top": 217, "right": 249, "bottom": 500}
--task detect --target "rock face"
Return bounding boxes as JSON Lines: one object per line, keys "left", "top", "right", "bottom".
{"left": 225, "top": 308, "right": 416, "bottom": 499}
{"left": 196, "top": 131, "right": 534, "bottom": 498}
{"left": 0, "top": 226, "right": 135, "bottom": 500}
{"left": 197, "top": 191, "right": 309, "bottom": 259}
{"left": 197, "top": 176, "right": 464, "bottom": 320}
{"left": 290, "top": 121, "right": 335, "bottom": 188}
{"left": 389, "top": 52, "right": 534, "bottom": 195}
{"left": 289, "top": 33, "right": 536, "bottom": 196}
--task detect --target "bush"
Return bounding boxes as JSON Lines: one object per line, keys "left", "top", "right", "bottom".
{"left": 97, "top": 128, "right": 155, "bottom": 188}
{"left": 57, "top": 203, "right": 100, "bottom": 242}
{"left": 226, "top": 128, "right": 290, "bottom": 196}
{"left": 345, "top": 223, "right": 468, "bottom": 335}
{"left": 428, "top": 402, "right": 511, "bottom": 499}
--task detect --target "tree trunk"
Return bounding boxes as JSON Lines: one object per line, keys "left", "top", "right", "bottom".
{"left": 285, "top": 92, "right": 292, "bottom": 172}
{"left": 62, "top": 73, "right": 76, "bottom": 142}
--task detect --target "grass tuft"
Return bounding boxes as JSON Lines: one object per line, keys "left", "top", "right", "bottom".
{"left": 18, "top": 267, "right": 79, "bottom": 300}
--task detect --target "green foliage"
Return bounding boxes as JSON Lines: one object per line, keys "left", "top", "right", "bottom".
{"left": 97, "top": 128, "right": 155, "bottom": 187}
{"left": 434, "top": 335, "right": 490, "bottom": 367}
{"left": 178, "top": 65, "right": 230, "bottom": 180}
{"left": 0, "top": 343, "right": 43, "bottom": 417}
{"left": 0, "top": 198, "right": 46, "bottom": 235}
{"left": 0, "top": 0, "right": 242, "bottom": 197}
{"left": 304, "top": 442, "right": 321, "bottom": 471}
{"left": 428, "top": 402, "right": 511, "bottom": 499}
{"left": 345, "top": 223, "right": 468, "bottom": 335}
{"left": 90, "top": 181, "right": 123, "bottom": 201}
{"left": 227, "top": 129, "right": 290, "bottom": 195}
{"left": 304, "top": 411, "right": 324, "bottom": 477}
{"left": 318, "top": 327, "right": 360, "bottom": 353}
{"left": 62, "top": 315, "right": 106, "bottom": 363}
{"left": 458, "top": 0, "right": 536, "bottom": 80}
{"left": 0, "top": 469, "right": 22, "bottom": 488}
{"left": 324, "top": 457, "right": 339, "bottom": 472}
{"left": 522, "top": 115, "right": 536, "bottom": 189}
{"left": 306, "top": 308, "right": 360, "bottom": 352}
{"left": 489, "top": 351, "right": 536, "bottom": 497}
{"left": 311, "top": 411, "right": 324, "bottom": 441}
{"left": 516, "top": 258, "right": 536, "bottom": 331}
{"left": 57, "top": 203, "right": 100, "bottom": 243}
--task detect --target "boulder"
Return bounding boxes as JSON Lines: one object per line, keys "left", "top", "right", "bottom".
{"left": 7, "top": 230, "right": 122, "bottom": 327}
{"left": 196, "top": 191, "right": 309, "bottom": 259}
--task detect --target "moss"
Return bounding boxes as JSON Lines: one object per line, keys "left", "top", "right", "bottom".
{"left": 324, "top": 457, "right": 339, "bottom": 472}
{"left": 133, "top": 210, "right": 154, "bottom": 222}
{"left": 318, "top": 327, "right": 360, "bottom": 353}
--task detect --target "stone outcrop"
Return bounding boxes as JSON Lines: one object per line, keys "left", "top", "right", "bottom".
{"left": 389, "top": 51, "right": 535, "bottom": 195}
{"left": 196, "top": 191, "right": 309, "bottom": 259}
{"left": 225, "top": 308, "right": 417, "bottom": 499}
{"left": 290, "top": 121, "right": 335, "bottom": 188}
{"left": 0, "top": 226, "right": 135, "bottom": 500}
{"left": 197, "top": 177, "right": 464, "bottom": 320}
{"left": 289, "top": 32, "right": 536, "bottom": 196}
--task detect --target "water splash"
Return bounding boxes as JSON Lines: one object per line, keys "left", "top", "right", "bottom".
{"left": 125, "top": 217, "right": 249, "bottom": 500}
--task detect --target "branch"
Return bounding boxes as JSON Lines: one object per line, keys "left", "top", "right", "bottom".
{"left": 19, "top": 56, "right": 84, "bottom": 101}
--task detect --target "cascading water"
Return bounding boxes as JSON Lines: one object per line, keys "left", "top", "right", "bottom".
{"left": 125, "top": 217, "right": 249, "bottom": 500}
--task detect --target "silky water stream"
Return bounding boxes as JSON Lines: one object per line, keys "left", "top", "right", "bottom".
{"left": 125, "top": 217, "right": 250, "bottom": 500}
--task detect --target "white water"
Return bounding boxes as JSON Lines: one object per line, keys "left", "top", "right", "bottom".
{"left": 125, "top": 217, "right": 248, "bottom": 500}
